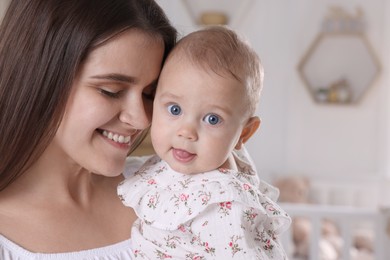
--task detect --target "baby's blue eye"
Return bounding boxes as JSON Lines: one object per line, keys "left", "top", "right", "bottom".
{"left": 168, "top": 104, "right": 181, "bottom": 116}
{"left": 204, "top": 114, "right": 221, "bottom": 125}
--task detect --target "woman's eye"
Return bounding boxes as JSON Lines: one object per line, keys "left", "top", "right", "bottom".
{"left": 204, "top": 114, "right": 221, "bottom": 125}
{"left": 99, "top": 89, "right": 121, "bottom": 98}
{"left": 168, "top": 104, "right": 181, "bottom": 116}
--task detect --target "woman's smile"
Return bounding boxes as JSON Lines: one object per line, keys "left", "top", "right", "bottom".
{"left": 102, "top": 129, "right": 131, "bottom": 144}
{"left": 98, "top": 129, "right": 132, "bottom": 150}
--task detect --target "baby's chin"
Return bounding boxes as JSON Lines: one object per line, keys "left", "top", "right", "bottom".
{"left": 167, "top": 161, "right": 220, "bottom": 175}
{"left": 168, "top": 162, "right": 204, "bottom": 175}
{"left": 169, "top": 164, "right": 202, "bottom": 175}
{"left": 160, "top": 151, "right": 227, "bottom": 175}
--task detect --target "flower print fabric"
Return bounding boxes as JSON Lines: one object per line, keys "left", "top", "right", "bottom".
{"left": 118, "top": 149, "right": 291, "bottom": 259}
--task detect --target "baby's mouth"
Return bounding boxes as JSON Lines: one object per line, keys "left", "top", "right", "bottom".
{"left": 172, "top": 148, "right": 196, "bottom": 162}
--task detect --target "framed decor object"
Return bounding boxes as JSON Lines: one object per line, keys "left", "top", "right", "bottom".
{"left": 182, "top": 0, "right": 255, "bottom": 27}
{"left": 298, "top": 7, "right": 381, "bottom": 104}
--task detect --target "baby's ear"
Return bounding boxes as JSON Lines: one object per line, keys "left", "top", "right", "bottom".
{"left": 235, "top": 116, "right": 261, "bottom": 150}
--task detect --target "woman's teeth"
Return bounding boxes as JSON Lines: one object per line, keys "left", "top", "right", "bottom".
{"left": 102, "top": 130, "right": 131, "bottom": 144}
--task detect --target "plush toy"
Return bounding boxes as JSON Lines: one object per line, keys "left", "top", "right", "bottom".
{"left": 273, "top": 175, "right": 310, "bottom": 204}
{"left": 273, "top": 176, "right": 342, "bottom": 259}
{"left": 273, "top": 176, "right": 375, "bottom": 260}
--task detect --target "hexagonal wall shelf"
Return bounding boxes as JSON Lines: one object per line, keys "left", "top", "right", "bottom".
{"left": 298, "top": 7, "right": 381, "bottom": 104}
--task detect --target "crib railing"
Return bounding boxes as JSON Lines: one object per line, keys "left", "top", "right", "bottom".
{"left": 279, "top": 203, "right": 390, "bottom": 260}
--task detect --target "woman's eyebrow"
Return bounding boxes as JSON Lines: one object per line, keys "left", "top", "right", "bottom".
{"left": 91, "top": 73, "right": 137, "bottom": 84}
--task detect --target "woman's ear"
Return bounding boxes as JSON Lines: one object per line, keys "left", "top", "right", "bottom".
{"left": 235, "top": 116, "right": 261, "bottom": 150}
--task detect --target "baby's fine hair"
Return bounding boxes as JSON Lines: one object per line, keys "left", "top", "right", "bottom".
{"left": 169, "top": 26, "right": 264, "bottom": 116}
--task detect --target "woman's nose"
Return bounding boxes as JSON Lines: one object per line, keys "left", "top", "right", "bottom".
{"left": 119, "top": 97, "right": 151, "bottom": 130}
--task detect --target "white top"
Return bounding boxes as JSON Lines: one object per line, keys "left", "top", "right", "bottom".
{"left": 0, "top": 156, "right": 147, "bottom": 260}
{"left": 0, "top": 236, "right": 134, "bottom": 260}
{"left": 118, "top": 148, "right": 291, "bottom": 259}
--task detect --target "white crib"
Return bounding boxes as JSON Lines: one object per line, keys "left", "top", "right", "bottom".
{"left": 280, "top": 202, "right": 390, "bottom": 260}
{"left": 274, "top": 176, "right": 390, "bottom": 260}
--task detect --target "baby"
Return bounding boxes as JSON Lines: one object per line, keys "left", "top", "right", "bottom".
{"left": 118, "top": 26, "right": 291, "bottom": 259}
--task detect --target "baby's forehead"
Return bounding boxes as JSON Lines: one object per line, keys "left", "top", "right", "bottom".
{"left": 166, "top": 49, "right": 243, "bottom": 80}
{"left": 168, "top": 54, "right": 248, "bottom": 89}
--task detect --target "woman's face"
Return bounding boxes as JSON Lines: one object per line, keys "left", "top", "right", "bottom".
{"left": 54, "top": 29, "right": 164, "bottom": 176}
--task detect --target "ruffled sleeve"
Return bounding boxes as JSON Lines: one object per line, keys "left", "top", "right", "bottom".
{"left": 117, "top": 154, "right": 291, "bottom": 259}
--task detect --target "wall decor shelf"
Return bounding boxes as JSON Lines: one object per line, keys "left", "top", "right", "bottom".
{"left": 298, "top": 7, "right": 381, "bottom": 104}
{"left": 182, "top": 0, "right": 254, "bottom": 27}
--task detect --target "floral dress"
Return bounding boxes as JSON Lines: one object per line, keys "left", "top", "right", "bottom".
{"left": 118, "top": 149, "right": 291, "bottom": 259}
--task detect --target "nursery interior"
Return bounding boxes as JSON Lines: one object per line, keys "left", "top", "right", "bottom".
{"left": 2, "top": 0, "right": 390, "bottom": 259}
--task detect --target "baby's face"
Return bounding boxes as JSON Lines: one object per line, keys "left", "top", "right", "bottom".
{"left": 151, "top": 57, "right": 250, "bottom": 174}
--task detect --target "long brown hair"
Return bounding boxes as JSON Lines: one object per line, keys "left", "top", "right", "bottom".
{"left": 0, "top": 0, "right": 177, "bottom": 191}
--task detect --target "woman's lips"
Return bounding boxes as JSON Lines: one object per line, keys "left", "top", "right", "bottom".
{"left": 102, "top": 130, "right": 131, "bottom": 144}
{"left": 97, "top": 129, "right": 133, "bottom": 150}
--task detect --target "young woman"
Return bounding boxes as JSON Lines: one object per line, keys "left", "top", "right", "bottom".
{"left": 0, "top": 0, "right": 176, "bottom": 258}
